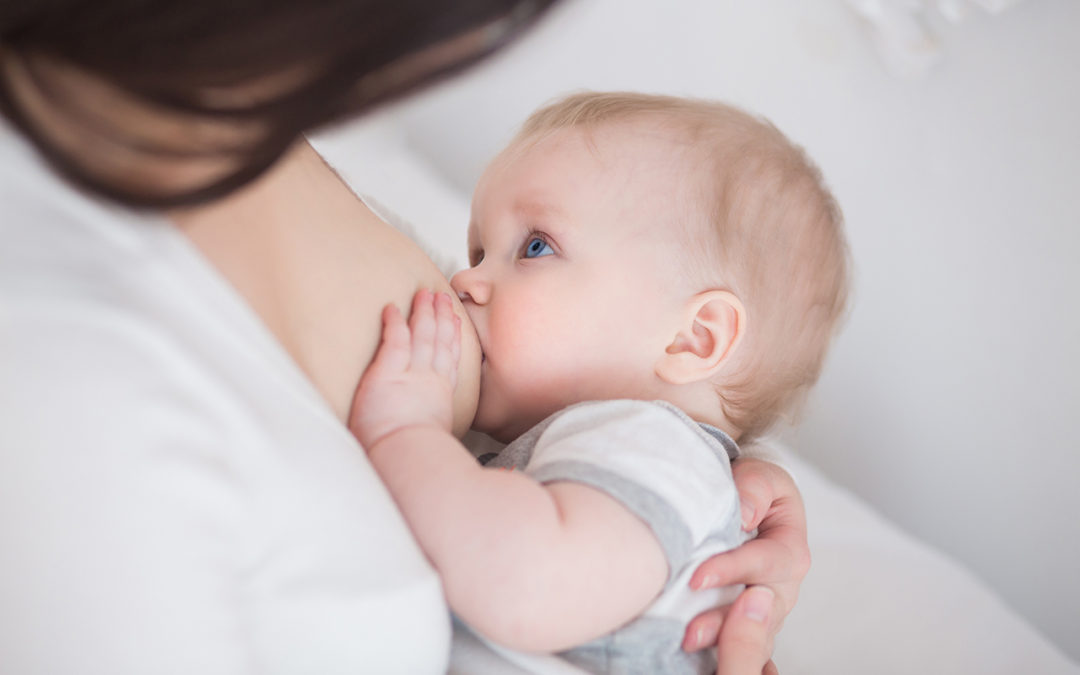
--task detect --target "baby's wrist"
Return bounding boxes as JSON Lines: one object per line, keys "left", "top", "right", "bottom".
{"left": 364, "top": 423, "right": 451, "bottom": 460}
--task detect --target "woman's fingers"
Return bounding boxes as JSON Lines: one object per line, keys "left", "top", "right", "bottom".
{"left": 683, "top": 455, "right": 809, "bottom": 668}
{"left": 691, "top": 458, "right": 809, "bottom": 592}
{"left": 682, "top": 605, "right": 728, "bottom": 651}
{"left": 684, "top": 599, "right": 781, "bottom": 674}
{"left": 714, "top": 586, "right": 776, "bottom": 675}
{"left": 692, "top": 535, "right": 798, "bottom": 591}
{"left": 688, "top": 535, "right": 804, "bottom": 643}
{"left": 731, "top": 458, "right": 798, "bottom": 531}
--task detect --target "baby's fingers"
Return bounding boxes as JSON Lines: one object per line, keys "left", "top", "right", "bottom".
{"left": 368, "top": 303, "right": 411, "bottom": 375}
{"left": 431, "top": 293, "right": 460, "bottom": 386}
{"left": 409, "top": 288, "right": 437, "bottom": 367}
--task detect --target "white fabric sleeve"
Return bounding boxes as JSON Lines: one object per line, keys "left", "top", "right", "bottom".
{"left": 522, "top": 401, "right": 741, "bottom": 578}
{"left": 0, "top": 311, "right": 250, "bottom": 675}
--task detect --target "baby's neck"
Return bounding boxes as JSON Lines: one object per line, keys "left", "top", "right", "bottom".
{"left": 656, "top": 389, "right": 742, "bottom": 444}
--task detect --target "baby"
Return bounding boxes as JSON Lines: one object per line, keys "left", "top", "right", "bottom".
{"left": 350, "top": 92, "right": 849, "bottom": 674}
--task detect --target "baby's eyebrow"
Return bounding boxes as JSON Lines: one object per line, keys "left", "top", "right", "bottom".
{"left": 512, "top": 197, "right": 565, "bottom": 222}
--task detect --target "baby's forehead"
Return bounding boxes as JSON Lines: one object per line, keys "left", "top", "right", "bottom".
{"left": 478, "top": 123, "right": 708, "bottom": 226}
{"left": 513, "top": 119, "right": 695, "bottom": 164}
{"left": 483, "top": 123, "right": 703, "bottom": 213}
{"left": 466, "top": 196, "right": 565, "bottom": 238}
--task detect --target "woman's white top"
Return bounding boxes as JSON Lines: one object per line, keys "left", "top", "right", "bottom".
{"left": 0, "top": 125, "right": 450, "bottom": 674}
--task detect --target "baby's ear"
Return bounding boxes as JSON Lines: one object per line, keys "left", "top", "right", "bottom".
{"left": 655, "top": 290, "right": 746, "bottom": 385}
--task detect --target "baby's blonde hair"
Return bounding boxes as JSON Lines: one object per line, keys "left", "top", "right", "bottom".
{"left": 516, "top": 91, "right": 850, "bottom": 443}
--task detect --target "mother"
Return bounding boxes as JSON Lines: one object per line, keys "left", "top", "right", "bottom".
{"left": 0, "top": 1, "right": 808, "bottom": 673}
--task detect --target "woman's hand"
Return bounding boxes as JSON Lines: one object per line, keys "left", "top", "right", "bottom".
{"left": 682, "top": 457, "right": 810, "bottom": 674}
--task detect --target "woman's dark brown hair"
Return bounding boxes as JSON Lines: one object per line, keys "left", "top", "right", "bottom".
{"left": 0, "top": 0, "right": 558, "bottom": 207}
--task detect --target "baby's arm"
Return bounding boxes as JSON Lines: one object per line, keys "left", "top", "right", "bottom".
{"left": 350, "top": 290, "right": 667, "bottom": 652}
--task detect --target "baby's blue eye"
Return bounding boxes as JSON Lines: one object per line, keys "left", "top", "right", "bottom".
{"left": 523, "top": 236, "right": 554, "bottom": 259}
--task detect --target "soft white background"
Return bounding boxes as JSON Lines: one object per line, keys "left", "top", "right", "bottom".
{"left": 366, "top": 0, "right": 1079, "bottom": 660}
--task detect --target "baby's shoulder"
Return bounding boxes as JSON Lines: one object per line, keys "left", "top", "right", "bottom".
{"left": 543, "top": 399, "right": 715, "bottom": 449}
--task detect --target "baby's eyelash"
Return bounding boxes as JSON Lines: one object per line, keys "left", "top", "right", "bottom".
{"left": 517, "top": 229, "right": 557, "bottom": 260}
{"left": 523, "top": 229, "right": 551, "bottom": 248}
{"left": 468, "top": 248, "right": 484, "bottom": 267}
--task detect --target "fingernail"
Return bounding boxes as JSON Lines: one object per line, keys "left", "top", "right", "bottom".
{"left": 693, "top": 574, "right": 718, "bottom": 590}
{"left": 740, "top": 498, "right": 756, "bottom": 530}
{"left": 744, "top": 587, "right": 774, "bottom": 624}
{"left": 690, "top": 626, "right": 708, "bottom": 650}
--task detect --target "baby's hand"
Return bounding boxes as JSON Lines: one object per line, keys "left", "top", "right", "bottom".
{"left": 349, "top": 289, "right": 461, "bottom": 450}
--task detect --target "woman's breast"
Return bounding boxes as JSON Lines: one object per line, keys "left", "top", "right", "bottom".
{"left": 174, "top": 140, "right": 481, "bottom": 437}
{"left": 284, "top": 185, "right": 482, "bottom": 436}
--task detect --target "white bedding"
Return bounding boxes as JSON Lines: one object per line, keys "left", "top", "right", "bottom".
{"left": 308, "top": 127, "right": 1078, "bottom": 674}
{"left": 773, "top": 449, "right": 1076, "bottom": 674}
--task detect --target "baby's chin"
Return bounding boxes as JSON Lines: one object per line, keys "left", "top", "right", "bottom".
{"left": 470, "top": 405, "right": 545, "bottom": 444}
{"left": 468, "top": 420, "right": 516, "bottom": 445}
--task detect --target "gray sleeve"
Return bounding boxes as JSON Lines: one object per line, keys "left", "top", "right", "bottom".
{"left": 529, "top": 460, "right": 696, "bottom": 582}
{"left": 522, "top": 401, "right": 741, "bottom": 583}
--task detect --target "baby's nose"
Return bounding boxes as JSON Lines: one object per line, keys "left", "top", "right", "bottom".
{"left": 449, "top": 267, "right": 491, "bottom": 305}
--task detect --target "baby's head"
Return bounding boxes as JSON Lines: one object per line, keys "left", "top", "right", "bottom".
{"left": 452, "top": 92, "right": 848, "bottom": 444}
